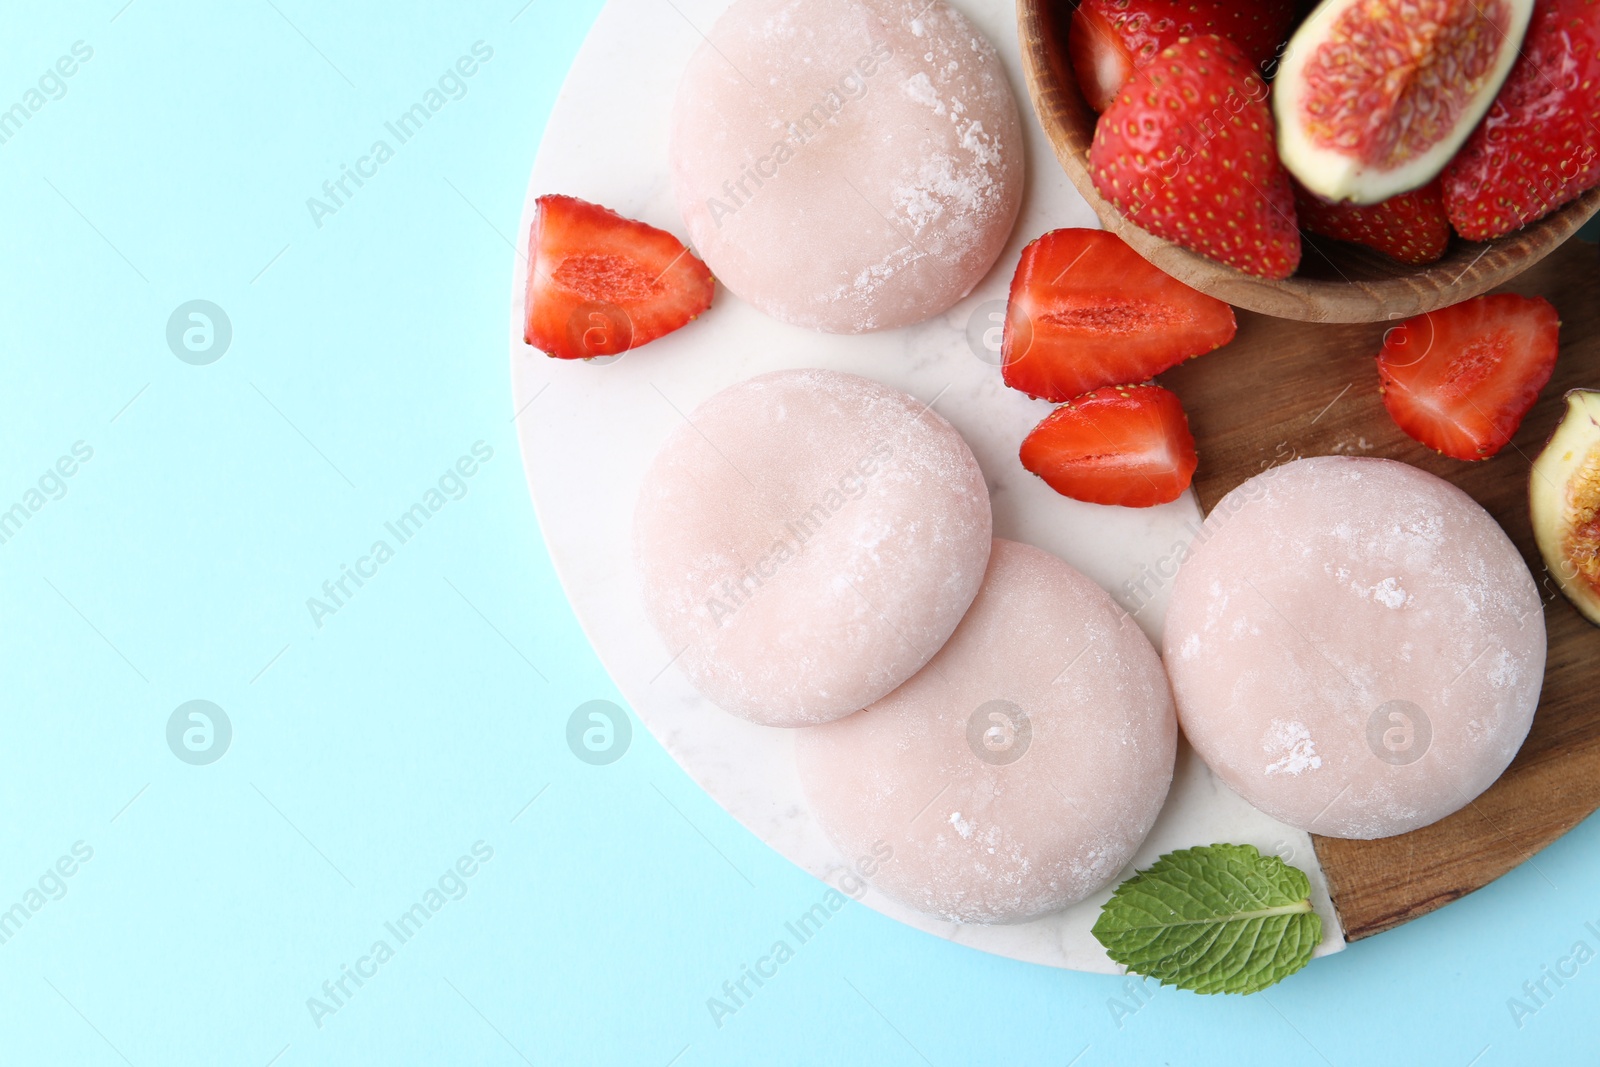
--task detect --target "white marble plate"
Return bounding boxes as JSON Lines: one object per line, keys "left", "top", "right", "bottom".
{"left": 510, "top": 0, "right": 1346, "bottom": 971}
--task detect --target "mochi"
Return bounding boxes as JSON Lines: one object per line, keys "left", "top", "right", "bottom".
{"left": 669, "top": 0, "right": 1024, "bottom": 333}
{"left": 795, "top": 539, "right": 1177, "bottom": 923}
{"left": 634, "top": 369, "right": 992, "bottom": 727}
{"left": 1164, "top": 456, "right": 1546, "bottom": 840}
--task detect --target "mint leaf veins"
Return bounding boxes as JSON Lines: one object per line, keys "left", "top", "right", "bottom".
{"left": 1090, "top": 843, "right": 1322, "bottom": 995}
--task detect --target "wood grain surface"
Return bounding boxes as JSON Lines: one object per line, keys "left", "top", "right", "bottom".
{"left": 1160, "top": 239, "right": 1600, "bottom": 940}
{"left": 1016, "top": 0, "right": 1600, "bottom": 322}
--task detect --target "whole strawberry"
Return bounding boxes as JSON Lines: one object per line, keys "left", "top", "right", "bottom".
{"left": 1089, "top": 35, "right": 1301, "bottom": 279}
{"left": 1443, "top": 0, "right": 1600, "bottom": 241}
{"left": 1293, "top": 178, "right": 1451, "bottom": 265}
{"left": 1069, "top": 0, "right": 1298, "bottom": 112}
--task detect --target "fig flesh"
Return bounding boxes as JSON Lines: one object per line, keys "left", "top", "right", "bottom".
{"left": 1531, "top": 390, "right": 1600, "bottom": 627}
{"left": 1274, "top": 0, "right": 1534, "bottom": 204}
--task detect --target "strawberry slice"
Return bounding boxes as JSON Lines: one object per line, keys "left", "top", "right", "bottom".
{"left": 1002, "top": 229, "right": 1236, "bottom": 403}
{"left": 1019, "top": 383, "right": 1199, "bottom": 507}
{"left": 1089, "top": 36, "right": 1301, "bottom": 280}
{"left": 1443, "top": 0, "right": 1600, "bottom": 241}
{"left": 524, "top": 195, "right": 714, "bottom": 359}
{"left": 1293, "top": 178, "right": 1451, "bottom": 265}
{"left": 1069, "top": 0, "right": 1298, "bottom": 113}
{"left": 1377, "top": 294, "right": 1560, "bottom": 461}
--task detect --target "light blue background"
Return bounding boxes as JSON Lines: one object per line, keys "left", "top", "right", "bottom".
{"left": 3, "top": 2, "right": 1598, "bottom": 1064}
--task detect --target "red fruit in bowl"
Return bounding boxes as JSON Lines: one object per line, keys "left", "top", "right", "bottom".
{"left": 1020, "top": 383, "right": 1199, "bottom": 508}
{"left": 1273, "top": 0, "right": 1534, "bottom": 204}
{"left": 1002, "top": 228, "right": 1236, "bottom": 403}
{"left": 1443, "top": 0, "right": 1600, "bottom": 241}
{"left": 1377, "top": 293, "right": 1560, "bottom": 461}
{"left": 524, "top": 195, "right": 715, "bottom": 360}
{"left": 1089, "top": 35, "right": 1301, "bottom": 279}
{"left": 1069, "top": 0, "right": 1298, "bottom": 112}
{"left": 1293, "top": 179, "right": 1451, "bottom": 265}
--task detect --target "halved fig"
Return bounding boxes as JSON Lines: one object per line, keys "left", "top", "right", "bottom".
{"left": 1531, "top": 390, "right": 1600, "bottom": 626}
{"left": 1274, "top": 0, "right": 1534, "bottom": 204}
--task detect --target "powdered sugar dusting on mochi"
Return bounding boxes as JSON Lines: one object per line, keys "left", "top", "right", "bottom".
{"left": 1263, "top": 720, "right": 1322, "bottom": 776}
{"left": 1163, "top": 457, "right": 1545, "bottom": 840}
{"left": 669, "top": 0, "right": 1024, "bottom": 333}
{"left": 634, "top": 369, "right": 992, "bottom": 728}
{"left": 795, "top": 540, "right": 1177, "bottom": 924}
{"left": 1370, "top": 577, "right": 1410, "bottom": 609}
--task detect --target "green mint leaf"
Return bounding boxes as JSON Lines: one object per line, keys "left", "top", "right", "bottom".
{"left": 1090, "top": 843, "right": 1321, "bottom": 995}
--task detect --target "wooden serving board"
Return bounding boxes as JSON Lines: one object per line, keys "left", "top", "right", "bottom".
{"left": 1162, "top": 238, "right": 1600, "bottom": 941}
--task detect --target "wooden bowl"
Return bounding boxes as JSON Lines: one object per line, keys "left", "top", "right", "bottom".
{"left": 1016, "top": 0, "right": 1600, "bottom": 323}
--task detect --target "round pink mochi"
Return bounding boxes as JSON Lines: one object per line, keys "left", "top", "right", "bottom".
{"left": 1164, "top": 457, "right": 1546, "bottom": 841}
{"left": 669, "top": 0, "right": 1024, "bottom": 333}
{"left": 795, "top": 540, "right": 1177, "bottom": 924}
{"left": 634, "top": 369, "right": 991, "bottom": 728}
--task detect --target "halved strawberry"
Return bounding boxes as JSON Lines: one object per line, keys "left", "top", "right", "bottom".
{"left": 1293, "top": 178, "right": 1451, "bottom": 266}
{"left": 1377, "top": 294, "right": 1560, "bottom": 461}
{"left": 1019, "top": 383, "right": 1198, "bottom": 507}
{"left": 1443, "top": 0, "right": 1600, "bottom": 241}
{"left": 1089, "top": 36, "right": 1301, "bottom": 280}
{"left": 1002, "top": 229, "right": 1236, "bottom": 403}
{"left": 1069, "top": 0, "right": 1298, "bottom": 113}
{"left": 524, "top": 195, "right": 714, "bottom": 359}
